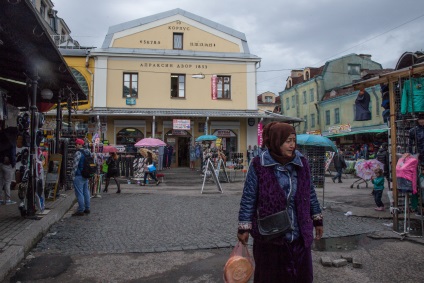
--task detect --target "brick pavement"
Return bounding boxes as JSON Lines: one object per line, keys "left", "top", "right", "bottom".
{"left": 0, "top": 168, "right": 423, "bottom": 281}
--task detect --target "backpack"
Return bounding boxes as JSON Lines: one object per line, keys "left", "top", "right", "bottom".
{"left": 80, "top": 150, "right": 96, "bottom": 178}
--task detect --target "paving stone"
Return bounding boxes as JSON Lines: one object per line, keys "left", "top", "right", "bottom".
{"left": 332, "top": 259, "right": 348, "bottom": 267}
{"left": 353, "top": 260, "right": 363, "bottom": 268}
{"left": 321, "top": 257, "right": 332, "bottom": 267}
{"left": 341, "top": 255, "right": 353, "bottom": 263}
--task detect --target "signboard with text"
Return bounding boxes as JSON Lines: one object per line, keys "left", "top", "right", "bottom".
{"left": 328, "top": 124, "right": 351, "bottom": 134}
{"left": 258, "top": 122, "right": 263, "bottom": 147}
{"left": 173, "top": 119, "right": 190, "bottom": 130}
{"left": 211, "top": 75, "right": 217, "bottom": 100}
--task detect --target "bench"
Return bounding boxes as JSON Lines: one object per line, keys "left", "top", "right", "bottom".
{"left": 156, "top": 173, "right": 165, "bottom": 182}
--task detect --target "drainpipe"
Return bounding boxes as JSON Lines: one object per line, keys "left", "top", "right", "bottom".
{"left": 152, "top": 116, "right": 156, "bottom": 138}
{"left": 314, "top": 78, "right": 320, "bottom": 127}
{"left": 205, "top": 117, "right": 209, "bottom": 135}
{"left": 370, "top": 86, "right": 380, "bottom": 116}
{"left": 85, "top": 51, "right": 94, "bottom": 110}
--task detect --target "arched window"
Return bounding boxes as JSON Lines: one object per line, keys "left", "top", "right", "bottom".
{"left": 71, "top": 68, "right": 89, "bottom": 96}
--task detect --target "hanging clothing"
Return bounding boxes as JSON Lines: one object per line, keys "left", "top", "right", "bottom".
{"left": 396, "top": 155, "right": 418, "bottom": 194}
{"left": 408, "top": 124, "right": 424, "bottom": 165}
{"left": 401, "top": 77, "right": 424, "bottom": 114}
{"left": 354, "top": 90, "right": 371, "bottom": 121}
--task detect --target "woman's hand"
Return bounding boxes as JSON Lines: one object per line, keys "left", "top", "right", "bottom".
{"left": 237, "top": 231, "right": 249, "bottom": 245}
{"left": 315, "top": 226, "right": 323, "bottom": 240}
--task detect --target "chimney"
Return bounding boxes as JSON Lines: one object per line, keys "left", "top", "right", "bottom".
{"left": 359, "top": 54, "right": 372, "bottom": 60}
{"left": 290, "top": 70, "right": 303, "bottom": 77}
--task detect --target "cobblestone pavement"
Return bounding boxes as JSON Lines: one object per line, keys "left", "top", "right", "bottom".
{"left": 33, "top": 190, "right": 392, "bottom": 255}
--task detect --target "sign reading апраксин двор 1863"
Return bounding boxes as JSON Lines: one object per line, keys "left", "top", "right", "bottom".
{"left": 139, "top": 62, "right": 208, "bottom": 69}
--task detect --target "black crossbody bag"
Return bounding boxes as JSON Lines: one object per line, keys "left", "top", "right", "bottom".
{"left": 257, "top": 191, "right": 293, "bottom": 241}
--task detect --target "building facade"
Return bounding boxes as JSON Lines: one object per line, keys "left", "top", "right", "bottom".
{"left": 57, "top": 9, "right": 300, "bottom": 167}
{"left": 280, "top": 54, "right": 385, "bottom": 137}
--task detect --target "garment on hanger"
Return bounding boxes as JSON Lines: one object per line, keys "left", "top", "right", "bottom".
{"left": 401, "top": 77, "right": 424, "bottom": 114}
{"left": 396, "top": 155, "right": 418, "bottom": 194}
{"left": 408, "top": 123, "right": 424, "bottom": 165}
{"left": 354, "top": 90, "right": 371, "bottom": 121}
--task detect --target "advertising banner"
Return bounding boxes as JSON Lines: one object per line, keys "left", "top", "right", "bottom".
{"left": 173, "top": 119, "right": 190, "bottom": 130}
{"left": 211, "top": 75, "right": 217, "bottom": 100}
{"left": 257, "top": 122, "right": 263, "bottom": 147}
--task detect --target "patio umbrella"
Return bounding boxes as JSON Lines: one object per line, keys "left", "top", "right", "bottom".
{"left": 139, "top": 148, "right": 158, "bottom": 162}
{"left": 103, "top": 145, "right": 117, "bottom": 153}
{"left": 195, "top": 135, "right": 217, "bottom": 142}
{"left": 354, "top": 159, "right": 384, "bottom": 180}
{"left": 135, "top": 137, "right": 166, "bottom": 147}
{"left": 296, "top": 134, "right": 338, "bottom": 152}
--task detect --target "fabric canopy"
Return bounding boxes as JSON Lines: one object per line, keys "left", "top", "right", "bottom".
{"left": 326, "top": 128, "right": 388, "bottom": 138}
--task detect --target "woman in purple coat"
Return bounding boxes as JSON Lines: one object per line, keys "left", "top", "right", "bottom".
{"left": 237, "top": 122, "right": 323, "bottom": 283}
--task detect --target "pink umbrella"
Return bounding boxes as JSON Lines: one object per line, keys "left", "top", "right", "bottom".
{"left": 103, "top": 145, "right": 117, "bottom": 153}
{"left": 134, "top": 138, "right": 166, "bottom": 147}
{"left": 354, "top": 159, "right": 384, "bottom": 180}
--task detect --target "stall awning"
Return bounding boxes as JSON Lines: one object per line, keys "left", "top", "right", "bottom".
{"left": 325, "top": 128, "right": 388, "bottom": 138}
{"left": 0, "top": 0, "right": 87, "bottom": 108}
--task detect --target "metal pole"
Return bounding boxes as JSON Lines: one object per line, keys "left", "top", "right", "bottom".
{"left": 26, "top": 73, "right": 39, "bottom": 217}
{"left": 55, "top": 90, "right": 62, "bottom": 153}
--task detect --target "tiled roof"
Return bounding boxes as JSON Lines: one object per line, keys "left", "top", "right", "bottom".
{"left": 322, "top": 87, "right": 354, "bottom": 101}
{"left": 71, "top": 108, "right": 302, "bottom": 122}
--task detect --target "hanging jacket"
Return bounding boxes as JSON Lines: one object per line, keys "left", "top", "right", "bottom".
{"left": 409, "top": 124, "right": 424, "bottom": 164}
{"left": 401, "top": 77, "right": 424, "bottom": 114}
{"left": 354, "top": 90, "right": 371, "bottom": 121}
{"left": 376, "top": 148, "right": 389, "bottom": 175}
{"left": 396, "top": 155, "right": 418, "bottom": 194}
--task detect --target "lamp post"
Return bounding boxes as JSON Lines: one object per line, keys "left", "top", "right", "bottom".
{"left": 55, "top": 90, "right": 62, "bottom": 152}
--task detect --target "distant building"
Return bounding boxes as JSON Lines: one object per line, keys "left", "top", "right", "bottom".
{"left": 257, "top": 91, "right": 280, "bottom": 113}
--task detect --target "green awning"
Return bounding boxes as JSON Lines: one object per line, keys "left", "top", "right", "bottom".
{"left": 326, "top": 128, "right": 388, "bottom": 138}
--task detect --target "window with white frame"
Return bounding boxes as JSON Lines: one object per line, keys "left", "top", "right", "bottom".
{"left": 291, "top": 96, "right": 295, "bottom": 108}
{"left": 173, "top": 33, "right": 183, "bottom": 50}
{"left": 265, "top": 96, "right": 273, "bottom": 103}
{"left": 303, "top": 115, "right": 308, "bottom": 130}
{"left": 171, "top": 74, "right": 185, "bottom": 98}
{"left": 123, "top": 73, "right": 138, "bottom": 98}
{"left": 217, "top": 76, "right": 231, "bottom": 99}
{"left": 348, "top": 64, "right": 361, "bottom": 75}
{"left": 303, "top": 91, "right": 307, "bottom": 104}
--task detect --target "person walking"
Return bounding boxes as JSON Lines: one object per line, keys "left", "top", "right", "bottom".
{"left": 71, "top": 138, "right": 91, "bottom": 216}
{"left": 332, "top": 149, "right": 346, "bottom": 183}
{"left": 141, "top": 152, "right": 160, "bottom": 186}
{"left": 237, "top": 122, "right": 323, "bottom": 283}
{"left": 103, "top": 152, "right": 121, "bottom": 193}
{"left": 376, "top": 142, "right": 390, "bottom": 190}
{"left": 0, "top": 155, "right": 16, "bottom": 205}
{"left": 371, "top": 168, "right": 385, "bottom": 211}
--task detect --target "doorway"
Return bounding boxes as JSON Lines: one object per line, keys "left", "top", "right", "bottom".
{"left": 177, "top": 137, "right": 190, "bottom": 167}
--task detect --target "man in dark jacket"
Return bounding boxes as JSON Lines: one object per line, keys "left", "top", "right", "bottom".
{"left": 332, "top": 149, "right": 346, "bottom": 183}
{"left": 376, "top": 142, "right": 390, "bottom": 190}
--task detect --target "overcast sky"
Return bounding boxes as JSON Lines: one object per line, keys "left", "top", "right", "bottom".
{"left": 53, "top": 0, "right": 424, "bottom": 95}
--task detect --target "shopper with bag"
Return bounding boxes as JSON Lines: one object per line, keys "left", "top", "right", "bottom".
{"left": 103, "top": 152, "right": 120, "bottom": 193}
{"left": 141, "top": 152, "right": 160, "bottom": 186}
{"left": 237, "top": 122, "right": 323, "bottom": 283}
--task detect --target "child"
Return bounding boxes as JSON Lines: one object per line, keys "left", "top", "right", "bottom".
{"left": 371, "top": 168, "right": 385, "bottom": 211}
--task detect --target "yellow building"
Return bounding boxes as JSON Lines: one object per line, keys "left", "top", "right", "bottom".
{"left": 60, "top": 9, "right": 300, "bottom": 167}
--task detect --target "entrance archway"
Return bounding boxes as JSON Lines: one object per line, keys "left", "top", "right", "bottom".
{"left": 165, "top": 129, "right": 192, "bottom": 167}
{"left": 116, "top": 128, "right": 144, "bottom": 152}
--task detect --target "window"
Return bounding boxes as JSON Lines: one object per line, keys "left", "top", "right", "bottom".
{"left": 303, "top": 115, "right": 308, "bottom": 130}
{"left": 334, "top": 108, "right": 340, "bottom": 124}
{"left": 303, "top": 91, "right": 307, "bottom": 104}
{"left": 309, "top": 88, "right": 314, "bottom": 102}
{"left": 171, "top": 74, "right": 185, "bottom": 98}
{"left": 123, "top": 73, "right": 138, "bottom": 98}
{"left": 291, "top": 96, "right": 295, "bottom": 108}
{"left": 311, "top": 113, "right": 315, "bottom": 128}
{"left": 173, "top": 33, "right": 183, "bottom": 50}
{"left": 325, "top": 110, "right": 330, "bottom": 125}
{"left": 40, "top": 2, "right": 46, "bottom": 18}
{"left": 217, "top": 76, "right": 231, "bottom": 99}
{"left": 348, "top": 64, "right": 361, "bottom": 75}
{"left": 265, "top": 96, "right": 273, "bottom": 103}
{"left": 286, "top": 97, "right": 290, "bottom": 110}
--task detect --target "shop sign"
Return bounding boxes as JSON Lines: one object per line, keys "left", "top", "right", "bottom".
{"left": 213, "top": 130, "right": 236, "bottom": 137}
{"left": 166, "top": 138, "right": 176, "bottom": 143}
{"left": 173, "top": 119, "right": 190, "bottom": 130}
{"left": 328, "top": 124, "right": 351, "bottom": 134}
{"left": 172, "top": 129, "right": 188, "bottom": 136}
{"left": 211, "top": 75, "right": 217, "bottom": 100}
{"left": 306, "top": 130, "right": 322, "bottom": 135}
{"left": 126, "top": 98, "right": 136, "bottom": 105}
{"left": 258, "top": 122, "right": 263, "bottom": 147}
